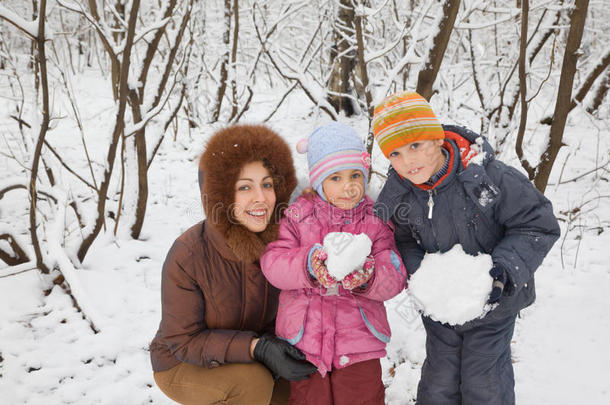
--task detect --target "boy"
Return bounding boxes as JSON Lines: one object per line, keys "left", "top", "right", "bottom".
{"left": 372, "top": 91, "right": 560, "bottom": 404}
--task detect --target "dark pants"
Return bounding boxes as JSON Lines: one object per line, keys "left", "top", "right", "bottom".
{"left": 288, "top": 358, "right": 385, "bottom": 405}
{"left": 417, "top": 314, "right": 517, "bottom": 405}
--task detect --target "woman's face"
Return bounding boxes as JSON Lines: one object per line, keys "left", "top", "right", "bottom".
{"left": 232, "top": 161, "right": 277, "bottom": 233}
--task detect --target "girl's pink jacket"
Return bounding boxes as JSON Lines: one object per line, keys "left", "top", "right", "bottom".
{"left": 261, "top": 195, "right": 407, "bottom": 376}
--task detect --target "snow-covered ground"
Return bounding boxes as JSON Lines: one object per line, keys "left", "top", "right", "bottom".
{"left": 1, "top": 84, "right": 609, "bottom": 404}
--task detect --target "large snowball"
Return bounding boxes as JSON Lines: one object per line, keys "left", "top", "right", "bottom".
{"left": 408, "top": 245, "right": 493, "bottom": 325}
{"left": 323, "top": 232, "right": 372, "bottom": 281}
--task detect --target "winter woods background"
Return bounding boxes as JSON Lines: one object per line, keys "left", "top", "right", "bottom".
{"left": 0, "top": 1, "right": 608, "bottom": 404}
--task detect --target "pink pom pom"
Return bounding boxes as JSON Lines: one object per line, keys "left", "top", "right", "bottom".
{"left": 296, "top": 138, "right": 309, "bottom": 154}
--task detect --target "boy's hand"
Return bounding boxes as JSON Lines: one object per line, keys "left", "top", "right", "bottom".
{"left": 310, "top": 248, "right": 337, "bottom": 288}
{"left": 342, "top": 256, "right": 375, "bottom": 290}
{"left": 488, "top": 265, "right": 507, "bottom": 304}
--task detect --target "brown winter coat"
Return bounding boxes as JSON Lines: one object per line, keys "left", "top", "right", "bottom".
{"left": 150, "top": 125, "right": 297, "bottom": 372}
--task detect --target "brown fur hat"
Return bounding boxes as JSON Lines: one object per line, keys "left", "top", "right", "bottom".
{"left": 199, "top": 124, "right": 297, "bottom": 262}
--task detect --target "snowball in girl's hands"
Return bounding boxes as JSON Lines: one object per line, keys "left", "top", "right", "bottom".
{"left": 323, "top": 232, "right": 372, "bottom": 281}
{"left": 408, "top": 245, "right": 493, "bottom": 325}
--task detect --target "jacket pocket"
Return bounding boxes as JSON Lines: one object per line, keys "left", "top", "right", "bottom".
{"left": 275, "top": 290, "right": 309, "bottom": 345}
{"left": 357, "top": 299, "right": 391, "bottom": 343}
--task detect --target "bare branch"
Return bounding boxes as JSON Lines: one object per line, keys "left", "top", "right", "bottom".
{"left": 515, "top": 0, "right": 536, "bottom": 179}
{"left": 0, "top": 233, "right": 31, "bottom": 266}
{"left": 0, "top": 5, "right": 38, "bottom": 40}
{"left": 43, "top": 140, "right": 96, "bottom": 191}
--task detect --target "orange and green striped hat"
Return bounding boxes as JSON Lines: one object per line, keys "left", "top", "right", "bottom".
{"left": 373, "top": 91, "right": 445, "bottom": 157}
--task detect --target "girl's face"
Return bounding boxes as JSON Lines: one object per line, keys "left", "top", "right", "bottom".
{"left": 233, "top": 161, "right": 277, "bottom": 233}
{"left": 387, "top": 139, "right": 445, "bottom": 184}
{"left": 322, "top": 169, "right": 365, "bottom": 210}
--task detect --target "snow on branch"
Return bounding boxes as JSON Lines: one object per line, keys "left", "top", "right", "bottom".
{"left": 353, "top": 0, "right": 392, "bottom": 18}
{"left": 56, "top": 0, "right": 119, "bottom": 64}
{"left": 47, "top": 188, "right": 105, "bottom": 333}
{"left": 124, "top": 77, "right": 179, "bottom": 138}
{"left": 0, "top": 5, "right": 39, "bottom": 39}
{"left": 364, "top": 20, "right": 411, "bottom": 64}
{"left": 253, "top": 10, "right": 338, "bottom": 119}
{"left": 132, "top": 17, "right": 171, "bottom": 47}
{"left": 374, "top": 0, "right": 435, "bottom": 104}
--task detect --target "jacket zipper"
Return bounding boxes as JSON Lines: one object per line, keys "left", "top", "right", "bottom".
{"left": 427, "top": 190, "right": 434, "bottom": 219}
{"left": 426, "top": 189, "right": 440, "bottom": 251}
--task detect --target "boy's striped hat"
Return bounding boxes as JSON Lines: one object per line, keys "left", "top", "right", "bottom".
{"left": 373, "top": 91, "right": 444, "bottom": 157}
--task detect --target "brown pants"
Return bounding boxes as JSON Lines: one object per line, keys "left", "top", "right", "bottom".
{"left": 154, "top": 362, "right": 290, "bottom": 405}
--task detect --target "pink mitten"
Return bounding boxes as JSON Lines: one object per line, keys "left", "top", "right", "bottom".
{"left": 310, "top": 248, "right": 337, "bottom": 288}
{"left": 341, "top": 256, "right": 375, "bottom": 290}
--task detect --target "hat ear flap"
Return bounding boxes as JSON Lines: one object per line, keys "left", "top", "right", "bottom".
{"left": 296, "top": 138, "right": 309, "bottom": 154}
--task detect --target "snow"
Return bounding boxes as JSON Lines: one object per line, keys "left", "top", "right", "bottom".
{"left": 408, "top": 245, "right": 493, "bottom": 326}
{"left": 323, "top": 232, "right": 372, "bottom": 281}
{"left": 0, "top": 5, "right": 39, "bottom": 39}
{"left": 477, "top": 187, "right": 495, "bottom": 207}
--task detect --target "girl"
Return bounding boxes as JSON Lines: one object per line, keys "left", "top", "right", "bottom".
{"left": 261, "top": 122, "right": 407, "bottom": 405}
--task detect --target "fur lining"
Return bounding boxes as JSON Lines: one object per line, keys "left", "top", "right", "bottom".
{"left": 199, "top": 125, "right": 297, "bottom": 262}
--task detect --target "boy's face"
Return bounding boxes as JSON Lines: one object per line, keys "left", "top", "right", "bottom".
{"left": 387, "top": 139, "right": 445, "bottom": 184}
{"left": 322, "top": 169, "right": 365, "bottom": 210}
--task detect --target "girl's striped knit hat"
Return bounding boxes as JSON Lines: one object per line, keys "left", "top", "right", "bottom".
{"left": 373, "top": 91, "right": 445, "bottom": 157}
{"left": 296, "top": 122, "right": 370, "bottom": 200}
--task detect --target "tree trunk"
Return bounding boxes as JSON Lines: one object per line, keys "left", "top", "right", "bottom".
{"left": 570, "top": 48, "right": 610, "bottom": 111}
{"left": 586, "top": 68, "right": 609, "bottom": 114}
{"left": 29, "top": 0, "right": 50, "bottom": 274}
{"left": 354, "top": 5, "right": 374, "bottom": 175}
{"left": 77, "top": 0, "right": 140, "bottom": 262}
{"left": 534, "top": 0, "right": 590, "bottom": 193}
{"left": 327, "top": 0, "right": 356, "bottom": 116}
{"left": 229, "top": 0, "right": 240, "bottom": 121}
{"left": 212, "top": 0, "right": 232, "bottom": 122}
{"left": 129, "top": 100, "right": 148, "bottom": 240}
{"left": 416, "top": 0, "right": 461, "bottom": 101}
{"left": 129, "top": 0, "right": 187, "bottom": 239}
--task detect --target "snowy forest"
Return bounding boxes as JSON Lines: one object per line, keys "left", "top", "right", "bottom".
{"left": 0, "top": 0, "right": 608, "bottom": 404}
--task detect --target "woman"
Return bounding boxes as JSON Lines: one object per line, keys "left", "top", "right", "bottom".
{"left": 150, "top": 125, "right": 316, "bottom": 405}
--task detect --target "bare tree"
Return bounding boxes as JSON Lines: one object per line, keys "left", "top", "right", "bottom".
{"left": 212, "top": 0, "right": 234, "bottom": 122}
{"left": 327, "top": 0, "right": 356, "bottom": 115}
{"left": 416, "top": 0, "right": 461, "bottom": 101}
{"left": 534, "top": 0, "right": 590, "bottom": 192}
{"left": 75, "top": 0, "right": 140, "bottom": 261}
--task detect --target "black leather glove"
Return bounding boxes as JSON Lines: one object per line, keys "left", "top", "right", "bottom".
{"left": 488, "top": 264, "right": 507, "bottom": 304}
{"left": 253, "top": 334, "right": 317, "bottom": 381}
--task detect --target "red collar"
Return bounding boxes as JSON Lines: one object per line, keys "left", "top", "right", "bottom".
{"left": 396, "top": 130, "right": 478, "bottom": 190}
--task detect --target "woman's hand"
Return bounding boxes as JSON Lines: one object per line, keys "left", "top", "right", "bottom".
{"left": 250, "top": 338, "right": 259, "bottom": 359}
{"left": 252, "top": 334, "right": 317, "bottom": 381}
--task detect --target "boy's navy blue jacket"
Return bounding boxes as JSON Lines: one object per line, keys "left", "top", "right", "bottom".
{"left": 374, "top": 125, "right": 560, "bottom": 329}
